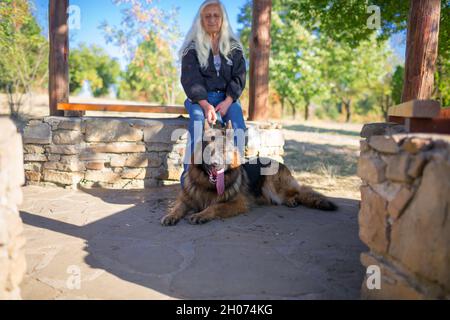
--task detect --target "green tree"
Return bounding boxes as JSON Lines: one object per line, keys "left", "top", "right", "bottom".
{"left": 100, "top": 0, "right": 182, "bottom": 104}
{"left": 0, "top": 0, "right": 48, "bottom": 117}
{"left": 391, "top": 65, "right": 404, "bottom": 105}
{"left": 118, "top": 33, "right": 179, "bottom": 104}
{"left": 69, "top": 44, "right": 120, "bottom": 97}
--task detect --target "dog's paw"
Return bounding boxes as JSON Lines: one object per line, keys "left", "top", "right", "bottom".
{"left": 161, "top": 214, "right": 180, "bottom": 226}
{"left": 188, "top": 213, "right": 211, "bottom": 225}
{"left": 284, "top": 197, "right": 299, "bottom": 208}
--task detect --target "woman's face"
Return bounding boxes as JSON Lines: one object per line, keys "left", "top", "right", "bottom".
{"left": 201, "top": 4, "right": 222, "bottom": 35}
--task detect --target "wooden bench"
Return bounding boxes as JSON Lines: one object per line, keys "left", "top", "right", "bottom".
{"left": 388, "top": 100, "right": 450, "bottom": 134}
{"left": 57, "top": 102, "right": 188, "bottom": 115}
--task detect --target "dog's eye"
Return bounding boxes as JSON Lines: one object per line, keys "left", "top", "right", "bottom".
{"left": 210, "top": 136, "right": 215, "bottom": 141}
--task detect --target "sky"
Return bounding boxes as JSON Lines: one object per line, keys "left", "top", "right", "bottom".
{"left": 33, "top": 0, "right": 248, "bottom": 70}
{"left": 32, "top": 0, "right": 405, "bottom": 70}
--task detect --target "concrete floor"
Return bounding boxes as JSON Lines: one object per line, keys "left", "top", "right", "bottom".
{"left": 19, "top": 184, "right": 366, "bottom": 299}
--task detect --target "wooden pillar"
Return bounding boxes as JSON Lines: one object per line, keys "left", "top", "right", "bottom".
{"left": 401, "top": 0, "right": 441, "bottom": 102}
{"left": 248, "top": 0, "right": 272, "bottom": 121}
{"left": 49, "top": 0, "right": 69, "bottom": 116}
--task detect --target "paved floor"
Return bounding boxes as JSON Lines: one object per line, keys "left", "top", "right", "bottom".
{"left": 18, "top": 184, "right": 366, "bottom": 299}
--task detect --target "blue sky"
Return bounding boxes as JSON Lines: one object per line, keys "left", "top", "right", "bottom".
{"left": 33, "top": 0, "right": 248, "bottom": 69}
{"left": 32, "top": 0, "right": 405, "bottom": 70}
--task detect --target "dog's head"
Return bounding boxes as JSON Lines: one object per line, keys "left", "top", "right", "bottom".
{"left": 193, "top": 120, "right": 241, "bottom": 185}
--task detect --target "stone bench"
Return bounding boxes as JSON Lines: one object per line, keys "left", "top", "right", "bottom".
{"left": 358, "top": 123, "right": 450, "bottom": 299}
{"left": 22, "top": 116, "right": 285, "bottom": 189}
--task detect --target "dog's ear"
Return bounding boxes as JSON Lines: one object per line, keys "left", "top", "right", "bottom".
{"left": 204, "top": 119, "right": 211, "bottom": 131}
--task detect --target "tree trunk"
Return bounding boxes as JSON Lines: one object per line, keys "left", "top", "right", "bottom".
{"left": 304, "top": 101, "right": 310, "bottom": 121}
{"left": 248, "top": 0, "right": 272, "bottom": 120}
{"left": 401, "top": 0, "right": 441, "bottom": 102}
{"left": 344, "top": 99, "right": 351, "bottom": 122}
{"left": 49, "top": 0, "right": 72, "bottom": 116}
{"left": 281, "top": 97, "right": 285, "bottom": 118}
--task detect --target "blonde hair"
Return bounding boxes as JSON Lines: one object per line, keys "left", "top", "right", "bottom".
{"left": 179, "top": 0, "right": 243, "bottom": 69}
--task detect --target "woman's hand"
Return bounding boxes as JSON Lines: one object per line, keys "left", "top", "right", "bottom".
{"left": 215, "top": 96, "right": 233, "bottom": 117}
{"left": 199, "top": 100, "right": 217, "bottom": 124}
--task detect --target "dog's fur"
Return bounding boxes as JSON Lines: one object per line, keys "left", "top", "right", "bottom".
{"left": 161, "top": 120, "right": 337, "bottom": 226}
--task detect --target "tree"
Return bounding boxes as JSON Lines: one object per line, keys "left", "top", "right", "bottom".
{"left": 323, "top": 37, "right": 395, "bottom": 122}
{"left": 0, "top": 0, "right": 48, "bottom": 118}
{"left": 239, "top": 0, "right": 328, "bottom": 120}
{"left": 99, "top": 0, "right": 182, "bottom": 104}
{"left": 69, "top": 44, "right": 120, "bottom": 97}
{"left": 118, "top": 33, "right": 179, "bottom": 104}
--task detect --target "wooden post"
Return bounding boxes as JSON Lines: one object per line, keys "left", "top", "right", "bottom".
{"left": 248, "top": 0, "right": 272, "bottom": 121}
{"left": 49, "top": 0, "right": 70, "bottom": 116}
{"left": 401, "top": 0, "right": 441, "bottom": 102}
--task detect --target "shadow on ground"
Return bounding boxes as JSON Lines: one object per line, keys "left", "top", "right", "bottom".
{"left": 20, "top": 185, "right": 366, "bottom": 299}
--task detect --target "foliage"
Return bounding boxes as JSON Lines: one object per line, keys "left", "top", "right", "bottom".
{"left": 118, "top": 33, "right": 180, "bottom": 104}
{"left": 69, "top": 44, "right": 121, "bottom": 97}
{"left": 0, "top": 0, "right": 48, "bottom": 116}
{"left": 99, "top": 0, "right": 182, "bottom": 104}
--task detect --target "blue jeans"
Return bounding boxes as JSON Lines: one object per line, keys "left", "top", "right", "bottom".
{"left": 180, "top": 91, "right": 247, "bottom": 187}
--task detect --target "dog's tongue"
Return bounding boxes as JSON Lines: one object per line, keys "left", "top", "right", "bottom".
{"left": 216, "top": 169, "right": 225, "bottom": 196}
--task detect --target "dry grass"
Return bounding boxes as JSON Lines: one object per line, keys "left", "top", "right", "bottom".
{"left": 282, "top": 120, "right": 362, "bottom": 200}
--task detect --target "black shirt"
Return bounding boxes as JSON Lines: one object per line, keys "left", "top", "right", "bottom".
{"left": 181, "top": 40, "right": 247, "bottom": 103}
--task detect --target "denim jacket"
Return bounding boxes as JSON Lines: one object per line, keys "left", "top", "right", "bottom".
{"left": 181, "top": 40, "right": 246, "bottom": 103}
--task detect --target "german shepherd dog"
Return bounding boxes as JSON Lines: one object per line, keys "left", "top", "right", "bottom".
{"left": 161, "top": 120, "right": 337, "bottom": 226}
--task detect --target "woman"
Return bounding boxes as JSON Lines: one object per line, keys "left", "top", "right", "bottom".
{"left": 179, "top": 0, "right": 247, "bottom": 187}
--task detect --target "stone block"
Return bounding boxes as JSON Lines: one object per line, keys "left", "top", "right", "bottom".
{"left": 85, "top": 162, "right": 105, "bottom": 170}
{"left": 357, "top": 155, "right": 386, "bottom": 184}
{"left": 43, "top": 170, "right": 82, "bottom": 185}
{"left": 385, "top": 153, "right": 411, "bottom": 183}
{"left": 25, "top": 171, "right": 41, "bottom": 182}
{"left": 52, "top": 130, "right": 83, "bottom": 145}
{"left": 24, "top": 153, "right": 47, "bottom": 162}
{"left": 360, "top": 252, "right": 425, "bottom": 300}
{"left": 84, "top": 119, "right": 143, "bottom": 142}
{"left": 387, "top": 186, "right": 415, "bottom": 219}
{"left": 389, "top": 160, "right": 450, "bottom": 290}
{"left": 368, "top": 136, "right": 399, "bottom": 154}
{"left": 23, "top": 145, "right": 45, "bottom": 154}
{"left": 23, "top": 162, "right": 42, "bottom": 172}
{"left": 121, "top": 168, "right": 146, "bottom": 180}
{"left": 48, "top": 144, "right": 81, "bottom": 155}
{"left": 402, "top": 137, "right": 433, "bottom": 154}
{"left": 144, "top": 123, "right": 187, "bottom": 143}
{"left": 23, "top": 122, "right": 51, "bottom": 144}
{"left": 360, "top": 122, "right": 406, "bottom": 138}
{"left": 85, "top": 170, "right": 121, "bottom": 183}
{"left": 407, "top": 154, "right": 427, "bottom": 178}
{"left": 85, "top": 142, "right": 146, "bottom": 154}
{"left": 43, "top": 155, "right": 85, "bottom": 172}
{"left": 359, "top": 186, "right": 389, "bottom": 254}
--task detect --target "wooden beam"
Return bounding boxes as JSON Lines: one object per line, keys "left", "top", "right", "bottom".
{"left": 49, "top": 0, "right": 70, "bottom": 116}
{"left": 388, "top": 99, "right": 441, "bottom": 118}
{"left": 57, "top": 103, "right": 188, "bottom": 114}
{"left": 402, "top": 0, "right": 441, "bottom": 102}
{"left": 248, "top": 0, "right": 272, "bottom": 121}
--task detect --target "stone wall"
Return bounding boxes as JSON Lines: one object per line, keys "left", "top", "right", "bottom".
{"left": 22, "top": 116, "right": 285, "bottom": 189}
{"left": 358, "top": 123, "right": 450, "bottom": 299}
{"left": 0, "top": 117, "right": 26, "bottom": 299}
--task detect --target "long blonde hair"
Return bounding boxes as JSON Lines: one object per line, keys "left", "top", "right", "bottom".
{"left": 179, "top": 0, "right": 243, "bottom": 69}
